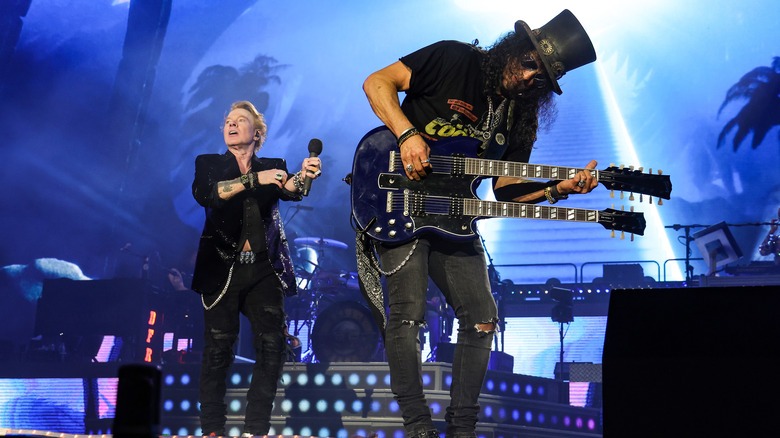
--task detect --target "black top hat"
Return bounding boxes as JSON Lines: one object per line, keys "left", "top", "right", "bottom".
{"left": 515, "top": 9, "right": 596, "bottom": 95}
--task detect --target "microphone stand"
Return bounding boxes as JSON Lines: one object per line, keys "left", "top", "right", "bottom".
{"left": 665, "top": 224, "right": 709, "bottom": 282}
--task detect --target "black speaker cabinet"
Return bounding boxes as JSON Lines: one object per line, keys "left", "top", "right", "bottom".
{"left": 603, "top": 286, "right": 780, "bottom": 437}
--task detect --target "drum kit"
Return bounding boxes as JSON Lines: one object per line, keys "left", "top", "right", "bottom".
{"left": 287, "top": 236, "right": 380, "bottom": 363}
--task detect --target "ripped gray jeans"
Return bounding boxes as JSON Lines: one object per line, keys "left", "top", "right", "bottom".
{"left": 377, "top": 235, "right": 498, "bottom": 438}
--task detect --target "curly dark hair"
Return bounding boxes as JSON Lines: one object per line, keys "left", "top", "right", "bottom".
{"left": 481, "top": 32, "right": 557, "bottom": 153}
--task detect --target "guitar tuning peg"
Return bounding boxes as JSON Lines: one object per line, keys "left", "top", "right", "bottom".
{"left": 631, "top": 233, "right": 635, "bottom": 242}
{"left": 658, "top": 198, "right": 664, "bottom": 206}
{"left": 610, "top": 163, "right": 615, "bottom": 167}
{"left": 649, "top": 168, "right": 653, "bottom": 174}
{"left": 619, "top": 164, "right": 625, "bottom": 169}
{"left": 610, "top": 189, "right": 615, "bottom": 198}
{"left": 638, "top": 167, "right": 644, "bottom": 172}
{"left": 629, "top": 192, "right": 634, "bottom": 201}
{"left": 630, "top": 205, "right": 635, "bottom": 212}
{"left": 639, "top": 193, "right": 643, "bottom": 203}
{"left": 657, "top": 169, "right": 663, "bottom": 175}
{"left": 610, "top": 229, "right": 615, "bottom": 238}
{"left": 629, "top": 165, "right": 634, "bottom": 171}
{"left": 649, "top": 196, "right": 653, "bottom": 205}
{"left": 620, "top": 230, "right": 625, "bottom": 240}
{"left": 620, "top": 191, "right": 624, "bottom": 199}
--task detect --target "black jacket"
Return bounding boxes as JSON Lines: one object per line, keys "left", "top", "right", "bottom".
{"left": 191, "top": 150, "right": 300, "bottom": 296}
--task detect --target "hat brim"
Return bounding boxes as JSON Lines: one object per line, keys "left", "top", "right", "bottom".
{"left": 515, "top": 20, "right": 562, "bottom": 95}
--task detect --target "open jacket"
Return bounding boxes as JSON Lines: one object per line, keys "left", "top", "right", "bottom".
{"left": 191, "top": 150, "right": 300, "bottom": 297}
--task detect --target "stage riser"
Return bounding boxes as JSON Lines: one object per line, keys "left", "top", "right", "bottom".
{"left": 159, "top": 363, "right": 601, "bottom": 437}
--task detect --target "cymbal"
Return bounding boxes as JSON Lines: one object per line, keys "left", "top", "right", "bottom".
{"left": 294, "top": 237, "right": 348, "bottom": 249}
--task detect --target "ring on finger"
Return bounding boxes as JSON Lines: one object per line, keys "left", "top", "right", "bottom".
{"left": 577, "top": 179, "right": 586, "bottom": 188}
{"left": 314, "top": 169, "right": 322, "bottom": 176}
{"left": 406, "top": 163, "right": 414, "bottom": 172}
{"left": 274, "top": 172, "right": 284, "bottom": 181}
{"left": 421, "top": 158, "right": 430, "bottom": 164}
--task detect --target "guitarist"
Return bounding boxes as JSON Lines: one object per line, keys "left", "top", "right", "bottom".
{"left": 361, "top": 10, "right": 598, "bottom": 438}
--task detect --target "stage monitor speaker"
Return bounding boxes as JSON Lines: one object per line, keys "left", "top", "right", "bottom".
{"left": 603, "top": 286, "right": 780, "bottom": 437}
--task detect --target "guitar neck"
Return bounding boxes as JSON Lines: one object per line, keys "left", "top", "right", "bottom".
{"left": 461, "top": 198, "right": 600, "bottom": 223}
{"left": 462, "top": 157, "right": 597, "bottom": 181}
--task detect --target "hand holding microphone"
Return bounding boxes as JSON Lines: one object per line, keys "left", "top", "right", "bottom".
{"left": 301, "top": 138, "right": 323, "bottom": 196}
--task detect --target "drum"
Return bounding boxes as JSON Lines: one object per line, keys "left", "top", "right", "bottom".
{"left": 311, "top": 300, "right": 380, "bottom": 362}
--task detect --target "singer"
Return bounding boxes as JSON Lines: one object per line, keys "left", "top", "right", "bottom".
{"left": 191, "top": 100, "right": 321, "bottom": 437}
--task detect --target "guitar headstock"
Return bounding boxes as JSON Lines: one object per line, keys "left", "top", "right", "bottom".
{"left": 600, "top": 165, "right": 672, "bottom": 201}
{"left": 598, "top": 207, "right": 646, "bottom": 237}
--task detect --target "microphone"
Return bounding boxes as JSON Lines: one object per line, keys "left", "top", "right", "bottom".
{"left": 302, "top": 138, "right": 322, "bottom": 196}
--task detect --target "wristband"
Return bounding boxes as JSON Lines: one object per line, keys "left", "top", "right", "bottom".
{"left": 292, "top": 171, "right": 305, "bottom": 191}
{"left": 549, "top": 184, "right": 568, "bottom": 200}
{"left": 397, "top": 127, "right": 420, "bottom": 147}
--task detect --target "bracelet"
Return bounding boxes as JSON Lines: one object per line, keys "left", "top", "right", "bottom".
{"left": 292, "top": 171, "right": 305, "bottom": 191}
{"left": 549, "top": 184, "right": 568, "bottom": 200}
{"left": 240, "top": 172, "right": 258, "bottom": 190}
{"left": 544, "top": 186, "right": 557, "bottom": 204}
{"left": 397, "top": 127, "right": 420, "bottom": 147}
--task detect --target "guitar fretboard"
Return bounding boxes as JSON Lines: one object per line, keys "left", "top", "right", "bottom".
{"left": 462, "top": 198, "right": 599, "bottom": 223}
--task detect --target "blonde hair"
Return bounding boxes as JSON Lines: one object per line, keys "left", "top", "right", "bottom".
{"left": 229, "top": 100, "right": 267, "bottom": 152}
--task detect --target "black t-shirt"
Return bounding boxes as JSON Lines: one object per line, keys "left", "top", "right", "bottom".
{"left": 399, "top": 40, "right": 531, "bottom": 164}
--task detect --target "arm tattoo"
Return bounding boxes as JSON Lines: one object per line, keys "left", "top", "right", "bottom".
{"left": 218, "top": 180, "right": 233, "bottom": 193}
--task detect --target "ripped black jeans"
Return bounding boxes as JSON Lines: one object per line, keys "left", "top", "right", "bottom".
{"left": 377, "top": 235, "right": 498, "bottom": 438}
{"left": 199, "top": 262, "right": 286, "bottom": 436}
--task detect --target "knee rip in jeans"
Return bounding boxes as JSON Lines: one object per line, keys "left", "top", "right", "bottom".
{"left": 473, "top": 318, "right": 499, "bottom": 335}
{"left": 401, "top": 319, "right": 428, "bottom": 329}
